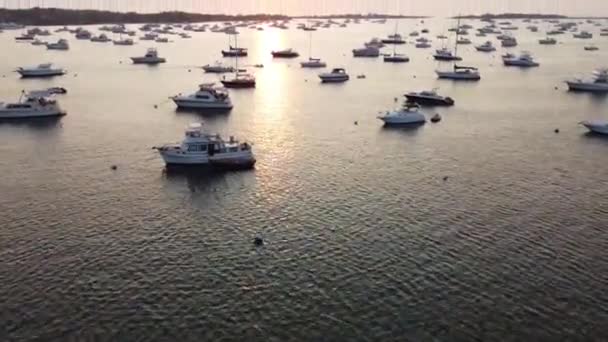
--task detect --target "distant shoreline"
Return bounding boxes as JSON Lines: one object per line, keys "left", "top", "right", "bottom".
{"left": 0, "top": 8, "right": 425, "bottom": 26}
{"left": 455, "top": 13, "right": 607, "bottom": 19}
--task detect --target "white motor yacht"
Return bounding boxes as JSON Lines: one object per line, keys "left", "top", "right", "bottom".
{"left": 566, "top": 69, "right": 608, "bottom": 92}
{"left": 202, "top": 62, "right": 235, "bottom": 73}
{"left": 352, "top": 46, "right": 380, "bottom": 57}
{"left": 539, "top": 37, "right": 557, "bottom": 45}
{"left": 475, "top": 41, "right": 496, "bottom": 52}
{"left": 113, "top": 38, "right": 135, "bottom": 45}
{"left": 90, "top": 34, "right": 111, "bottom": 42}
{"left": 171, "top": 83, "right": 233, "bottom": 109}
{"left": 502, "top": 52, "right": 540, "bottom": 67}
{"left": 580, "top": 121, "right": 608, "bottom": 135}
{"left": 156, "top": 123, "right": 256, "bottom": 168}
{"left": 131, "top": 48, "right": 166, "bottom": 64}
{"left": 16, "top": 63, "right": 66, "bottom": 77}
{"left": 46, "top": 39, "right": 69, "bottom": 50}
{"left": 0, "top": 90, "right": 65, "bottom": 119}
{"left": 436, "top": 65, "right": 481, "bottom": 80}
{"left": 377, "top": 102, "right": 426, "bottom": 125}
{"left": 319, "top": 68, "right": 350, "bottom": 83}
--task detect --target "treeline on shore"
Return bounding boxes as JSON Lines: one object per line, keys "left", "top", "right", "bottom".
{"left": 0, "top": 8, "right": 289, "bottom": 25}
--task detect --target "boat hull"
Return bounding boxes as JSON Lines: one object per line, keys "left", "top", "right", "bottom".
{"left": 566, "top": 82, "right": 608, "bottom": 92}
{"left": 220, "top": 80, "right": 256, "bottom": 89}
{"left": 581, "top": 121, "right": 608, "bottom": 135}
{"left": 436, "top": 71, "right": 480, "bottom": 80}
{"left": 18, "top": 70, "right": 65, "bottom": 78}
{"left": 131, "top": 58, "right": 166, "bottom": 64}
{"left": 301, "top": 61, "right": 327, "bottom": 68}
{"left": 319, "top": 76, "right": 349, "bottom": 83}
{"left": 172, "top": 99, "right": 233, "bottom": 109}
{"left": 221, "top": 51, "right": 248, "bottom": 57}
{"left": 384, "top": 56, "right": 410, "bottom": 62}
{"left": 160, "top": 150, "right": 255, "bottom": 168}
{"left": 433, "top": 55, "right": 462, "bottom": 61}
{"left": 503, "top": 60, "right": 539, "bottom": 67}
{"left": 0, "top": 108, "right": 65, "bottom": 119}
{"left": 405, "top": 95, "right": 454, "bottom": 106}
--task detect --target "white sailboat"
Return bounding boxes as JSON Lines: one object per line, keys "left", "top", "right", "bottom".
{"left": 301, "top": 31, "right": 327, "bottom": 68}
{"left": 436, "top": 16, "right": 480, "bottom": 81}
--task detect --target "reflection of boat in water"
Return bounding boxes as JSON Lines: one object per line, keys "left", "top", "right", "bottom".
{"left": 155, "top": 123, "right": 256, "bottom": 168}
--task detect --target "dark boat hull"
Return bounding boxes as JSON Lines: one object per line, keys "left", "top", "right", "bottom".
{"left": 405, "top": 95, "right": 454, "bottom": 106}
{"left": 220, "top": 80, "right": 256, "bottom": 89}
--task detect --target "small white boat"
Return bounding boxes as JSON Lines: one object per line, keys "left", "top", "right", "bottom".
{"left": 0, "top": 90, "right": 65, "bottom": 119}
{"left": 301, "top": 58, "right": 327, "bottom": 68}
{"left": 573, "top": 31, "right": 593, "bottom": 39}
{"left": 381, "top": 33, "right": 406, "bottom": 44}
{"left": 415, "top": 41, "right": 432, "bottom": 48}
{"left": 364, "top": 38, "right": 385, "bottom": 48}
{"left": 131, "top": 48, "right": 166, "bottom": 64}
{"left": 30, "top": 39, "right": 47, "bottom": 46}
{"left": 171, "top": 83, "right": 233, "bottom": 109}
{"left": 456, "top": 38, "right": 471, "bottom": 45}
{"left": 384, "top": 53, "right": 410, "bottom": 62}
{"left": 16, "top": 63, "right": 66, "bottom": 77}
{"left": 202, "top": 62, "right": 235, "bottom": 73}
{"left": 566, "top": 69, "right": 608, "bottom": 92}
{"left": 352, "top": 46, "right": 380, "bottom": 57}
{"left": 156, "top": 123, "right": 255, "bottom": 168}
{"left": 433, "top": 48, "right": 462, "bottom": 61}
{"left": 319, "top": 68, "right": 350, "bottom": 83}
{"left": 46, "top": 38, "right": 69, "bottom": 50}
{"left": 75, "top": 29, "right": 92, "bottom": 39}
{"left": 140, "top": 33, "right": 158, "bottom": 40}
{"left": 475, "top": 41, "right": 496, "bottom": 52}
{"left": 436, "top": 65, "right": 480, "bottom": 80}
{"left": 155, "top": 37, "right": 169, "bottom": 43}
{"left": 378, "top": 102, "right": 426, "bottom": 125}
{"left": 501, "top": 37, "right": 518, "bottom": 47}
{"left": 580, "top": 120, "right": 608, "bottom": 135}
{"left": 502, "top": 51, "right": 540, "bottom": 67}
{"left": 539, "top": 37, "right": 557, "bottom": 45}
{"left": 90, "top": 34, "right": 111, "bottom": 42}
{"left": 113, "top": 38, "right": 135, "bottom": 45}
{"left": 179, "top": 33, "right": 192, "bottom": 39}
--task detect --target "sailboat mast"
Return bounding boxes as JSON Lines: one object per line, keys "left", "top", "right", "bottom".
{"left": 234, "top": 34, "right": 238, "bottom": 76}
{"left": 308, "top": 31, "right": 312, "bottom": 59}
{"left": 454, "top": 16, "right": 460, "bottom": 58}
{"left": 393, "top": 19, "right": 397, "bottom": 56}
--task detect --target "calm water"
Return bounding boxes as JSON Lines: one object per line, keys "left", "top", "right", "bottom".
{"left": 2, "top": 19, "right": 608, "bottom": 341}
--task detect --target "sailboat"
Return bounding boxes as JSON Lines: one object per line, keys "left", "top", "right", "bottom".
{"left": 221, "top": 33, "right": 248, "bottom": 57}
{"left": 435, "top": 16, "right": 480, "bottom": 80}
{"left": 384, "top": 20, "right": 409, "bottom": 63}
{"left": 301, "top": 32, "right": 327, "bottom": 68}
{"left": 221, "top": 33, "right": 255, "bottom": 88}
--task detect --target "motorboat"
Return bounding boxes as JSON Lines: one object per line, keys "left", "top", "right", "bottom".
{"left": 433, "top": 48, "right": 462, "bottom": 61}
{"left": 580, "top": 121, "right": 608, "bottom": 135}
{"left": 585, "top": 45, "right": 599, "bottom": 51}
{"left": 436, "top": 65, "right": 480, "bottom": 80}
{"left": 90, "top": 34, "right": 111, "bottom": 42}
{"left": 0, "top": 22, "right": 24, "bottom": 30}
{"left": 301, "top": 58, "right": 327, "bottom": 68}
{"left": 364, "top": 38, "right": 385, "bottom": 48}
{"left": 15, "top": 33, "right": 35, "bottom": 41}
{"left": 202, "top": 62, "right": 235, "bottom": 73}
{"left": 381, "top": 33, "right": 406, "bottom": 44}
{"left": 475, "top": 41, "right": 496, "bottom": 52}
{"left": 179, "top": 33, "right": 191, "bottom": 39}
{"left": 155, "top": 123, "right": 256, "bottom": 168}
{"left": 409, "top": 31, "right": 419, "bottom": 37}
{"left": 46, "top": 39, "right": 69, "bottom": 50}
{"left": 130, "top": 48, "right": 166, "bottom": 64}
{"left": 415, "top": 41, "right": 432, "bottom": 48}
{"left": 16, "top": 63, "right": 66, "bottom": 77}
{"left": 155, "top": 37, "right": 169, "bottom": 43}
{"left": 0, "top": 90, "right": 65, "bottom": 119}
{"left": 222, "top": 46, "right": 248, "bottom": 57}
{"left": 502, "top": 52, "right": 540, "bottom": 67}
{"left": 501, "top": 37, "right": 518, "bottom": 47}
{"left": 405, "top": 90, "right": 454, "bottom": 106}
{"left": 384, "top": 53, "right": 410, "bottom": 63}
{"left": 318, "top": 68, "right": 350, "bottom": 83}
{"left": 140, "top": 33, "right": 158, "bottom": 40}
{"left": 456, "top": 38, "right": 471, "bottom": 45}
{"left": 221, "top": 72, "right": 256, "bottom": 88}
{"left": 113, "top": 38, "right": 135, "bottom": 45}
{"left": 566, "top": 69, "right": 608, "bottom": 92}
{"left": 539, "top": 37, "right": 557, "bottom": 45}
{"left": 30, "top": 39, "right": 47, "bottom": 46}
{"left": 377, "top": 102, "right": 426, "bottom": 125}
{"left": 353, "top": 46, "right": 380, "bottom": 57}
{"left": 171, "top": 83, "right": 233, "bottom": 109}
{"left": 271, "top": 48, "right": 300, "bottom": 58}
{"left": 573, "top": 31, "right": 593, "bottom": 39}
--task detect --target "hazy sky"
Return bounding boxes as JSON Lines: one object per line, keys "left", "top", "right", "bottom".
{"left": 4, "top": 0, "right": 608, "bottom": 16}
